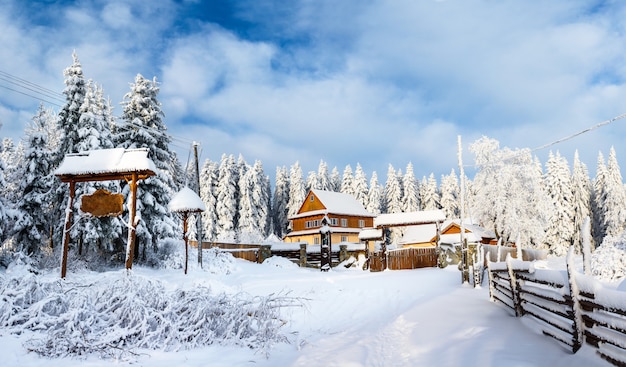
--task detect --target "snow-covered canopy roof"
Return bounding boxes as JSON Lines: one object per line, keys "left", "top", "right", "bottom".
{"left": 55, "top": 148, "right": 158, "bottom": 182}
{"left": 374, "top": 210, "right": 446, "bottom": 228}
{"left": 290, "top": 189, "right": 375, "bottom": 219}
{"left": 169, "top": 187, "right": 205, "bottom": 213}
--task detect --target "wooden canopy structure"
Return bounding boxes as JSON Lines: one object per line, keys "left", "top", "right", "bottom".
{"left": 54, "top": 148, "right": 158, "bottom": 278}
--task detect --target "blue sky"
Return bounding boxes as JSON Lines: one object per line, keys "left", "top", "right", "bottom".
{"left": 1, "top": 0, "right": 626, "bottom": 182}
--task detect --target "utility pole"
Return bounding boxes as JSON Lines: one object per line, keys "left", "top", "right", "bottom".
{"left": 193, "top": 142, "right": 203, "bottom": 267}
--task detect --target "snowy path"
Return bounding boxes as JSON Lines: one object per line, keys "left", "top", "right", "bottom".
{"left": 1, "top": 261, "right": 612, "bottom": 367}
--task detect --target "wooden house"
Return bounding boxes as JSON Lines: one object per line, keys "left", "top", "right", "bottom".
{"left": 283, "top": 189, "right": 376, "bottom": 245}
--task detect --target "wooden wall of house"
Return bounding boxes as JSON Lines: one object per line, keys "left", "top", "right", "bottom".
{"left": 300, "top": 192, "right": 327, "bottom": 212}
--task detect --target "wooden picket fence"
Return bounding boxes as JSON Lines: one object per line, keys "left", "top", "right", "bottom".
{"left": 488, "top": 254, "right": 626, "bottom": 366}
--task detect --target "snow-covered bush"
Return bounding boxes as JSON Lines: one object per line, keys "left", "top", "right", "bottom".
{"left": 0, "top": 270, "right": 300, "bottom": 360}
{"left": 162, "top": 244, "right": 237, "bottom": 275}
{"left": 590, "top": 231, "right": 626, "bottom": 282}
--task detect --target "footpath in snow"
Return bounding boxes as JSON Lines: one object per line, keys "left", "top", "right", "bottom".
{"left": 1, "top": 257, "right": 612, "bottom": 367}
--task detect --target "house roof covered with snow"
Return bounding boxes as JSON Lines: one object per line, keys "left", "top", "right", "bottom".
{"left": 55, "top": 148, "right": 158, "bottom": 182}
{"left": 374, "top": 210, "right": 446, "bottom": 228}
{"left": 399, "top": 224, "right": 439, "bottom": 245}
{"left": 290, "top": 189, "right": 375, "bottom": 219}
{"left": 358, "top": 228, "right": 383, "bottom": 240}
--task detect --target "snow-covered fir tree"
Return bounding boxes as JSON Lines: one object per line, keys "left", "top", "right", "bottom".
{"left": 440, "top": 169, "right": 460, "bottom": 219}
{"left": 305, "top": 170, "right": 319, "bottom": 191}
{"left": 1, "top": 138, "right": 24, "bottom": 205}
{"left": 340, "top": 165, "right": 355, "bottom": 197}
{"left": 571, "top": 150, "right": 591, "bottom": 251}
{"left": 11, "top": 105, "right": 57, "bottom": 254}
{"left": 317, "top": 160, "right": 332, "bottom": 191}
{"left": 216, "top": 154, "right": 238, "bottom": 242}
{"left": 543, "top": 151, "right": 574, "bottom": 256}
{"left": 420, "top": 173, "right": 440, "bottom": 211}
{"left": 200, "top": 159, "right": 219, "bottom": 241}
{"left": 117, "top": 74, "right": 179, "bottom": 261}
{"left": 353, "top": 163, "right": 369, "bottom": 208}
{"left": 366, "top": 171, "right": 383, "bottom": 215}
{"left": 272, "top": 166, "right": 290, "bottom": 238}
{"left": 383, "top": 164, "right": 402, "bottom": 214}
{"left": 592, "top": 151, "right": 608, "bottom": 245}
{"left": 238, "top": 160, "right": 270, "bottom": 242}
{"left": 603, "top": 147, "right": 626, "bottom": 237}
{"left": 54, "top": 51, "right": 87, "bottom": 163}
{"left": 0, "top": 142, "right": 8, "bottom": 243}
{"left": 401, "top": 162, "right": 419, "bottom": 212}
{"left": 329, "top": 167, "right": 341, "bottom": 192}
{"left": 287, "top": 161, "right": 306, "bottom": 218}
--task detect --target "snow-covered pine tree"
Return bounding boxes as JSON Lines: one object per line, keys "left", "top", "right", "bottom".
{"left": 305, "top": 170, "right": 319, "bottom": 191}
{"left": 591, "top": 151, "right": 608, "bottom": 245}
{"left": 238, "top": 160, "right": 270, "bottom": 242}
{"left": 317, "top": 160, "right": 332, "bottom": 191}
{"left": 1, "top": 138, "right": 24, "bottom": 205}
{"left": 353, "top": 163, "right": 369, "bottom": 208}
{"left": 543, "top": 151, "right": 574, "bottom": 256}
{"left": 340, "top": 165, "right": 355, "bottom": 197}
{"left": 401, "top": 162, "right": 419, "bottom": 212}
{"left": 421, "top": 173, "right": 440, "bottom": 211}
{"left": 287, "top": 161, "right": 306, "bottom": 218}
{"left": 216, "top": 154, "right": 238, "bottom": 242}
{"left": 440, "top": 169, "right": 460, "bottom": 219}
{"left": 383, "top": 164, "right": 402, "bottom": 214}
{"left": 603, "top": 147, "right": 626, "bottom": 237}
{"left": 116, "top": 74, "right": 178, "bottom": 261}
{"left": 54, "top": 51, "right": 87, "bottom": 164}
{"left": 11, "top": 105, "right": 57, "bottom": 254}
{"left": 200, "top": 159, "right": 219, "bottom": 241}
{"left": 571, "top": 150, "right": 591, "bottom": 251}
{"left": 272, "top": 166, "right": 290, "bottom": 238}
{"left": 366, "top": 171, "right": 382, "bottom": 215}
{"left": 0, "top": 142, "right": 8, "bottom": 243}
{"left": 330, "top": 167, "right": 341, "bottom": 192}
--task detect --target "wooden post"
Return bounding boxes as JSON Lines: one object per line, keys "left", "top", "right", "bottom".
{"left": 183, "top": 212, "right": 189, "bottom": 275}
{"left": 61, "top": 180, "right": 75, "bottom": 279}
{"left": 125, "top": 172, "right": 138, "bottom": 270}
{"left": 193, "top": 142, "right": 203, "bottom": 268}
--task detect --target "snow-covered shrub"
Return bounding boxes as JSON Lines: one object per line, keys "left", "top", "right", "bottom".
{"left": 0, "top": 271, "right": 300, "bottom": 360}
{"left": 162, "top": 245, "right": 237, "bottom": 275}
{"left": 590, "top": 231, "right": 626, "bottom": 282}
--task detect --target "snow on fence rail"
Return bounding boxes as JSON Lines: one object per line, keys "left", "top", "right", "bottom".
{"left": 487, "top": 252, "right": 626, "bottom": 366}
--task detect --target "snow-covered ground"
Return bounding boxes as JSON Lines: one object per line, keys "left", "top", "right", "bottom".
{"left": 0, "top": 253, "right": 613, "bottom": 367}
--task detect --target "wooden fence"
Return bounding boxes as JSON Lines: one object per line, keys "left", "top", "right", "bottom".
{"left": 191, "top": 241, "right": 365, "bottom": 269}
{"left": 369, "top": 247, "right": 438, "bottom": 272}
{"left": 487, "top": 253, "right": 626, "bottom": 366}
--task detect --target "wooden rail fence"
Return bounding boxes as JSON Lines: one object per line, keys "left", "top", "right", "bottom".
{"left": 487, "top": 251, "right": 626, "bottom": 366}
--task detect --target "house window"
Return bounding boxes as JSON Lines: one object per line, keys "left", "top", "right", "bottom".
{"left": 314, "top": 237, "right": 320, "bottom": 245}
{"left": 305, "top": 221, "right": 311, "bottom": 228}
{"left": 330, "top": 218, "right": 338, "bottom": 226}
{"left": 358, "top": 219, "right": 365, "bottom": 228}
{"left": 310, "top": 195, "right": 315, "bottom": 202}
{"left": 341, "top": 218, "right": 348, "bottom": 227}
{"left": 341, "top": 236, "right": 348, "bottom": 242}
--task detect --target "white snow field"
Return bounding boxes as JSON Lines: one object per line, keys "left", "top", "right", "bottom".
{"left": 0, "top": 253, "right": 612, "bottom": 367}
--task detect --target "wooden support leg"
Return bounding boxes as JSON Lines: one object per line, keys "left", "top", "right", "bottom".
{"left": 61, "top": 181, "right": 75, "bottom": 279}
{"left": 125, "top": 173, "right": 138, "bottom": 270}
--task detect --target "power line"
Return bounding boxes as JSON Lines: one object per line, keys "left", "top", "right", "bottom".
{"left": 464, "top": 112, "right": 626, "bottom": 168}
{"left": 0, "top": 84, "right": 63, "bottom": 108}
